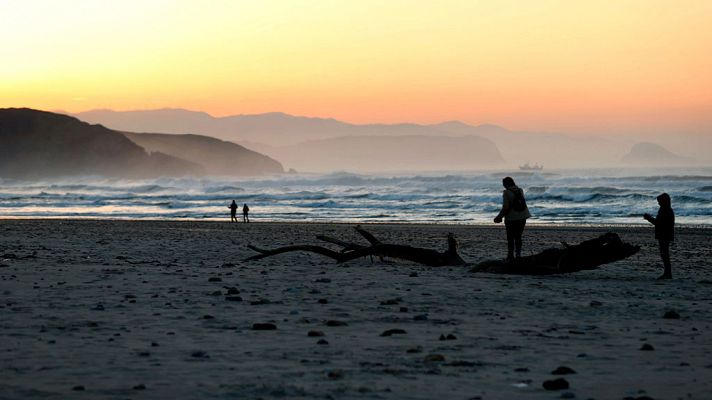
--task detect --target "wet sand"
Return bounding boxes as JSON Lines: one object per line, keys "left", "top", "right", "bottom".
{"left": 1, "top": 220, "right": 711, "bottom": 399}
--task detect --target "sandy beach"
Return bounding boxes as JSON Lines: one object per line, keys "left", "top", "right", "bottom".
{"left": 1, "top": 220, "right": 711, "bottom": 399}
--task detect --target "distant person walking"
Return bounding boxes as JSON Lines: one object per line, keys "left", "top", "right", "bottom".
{"left": 644, "top": 193, "right": 674, "bottom": 280}
{"left": 243, "top": 203, "right": 250, "bottom": 223}
{"left": 228, "top": 200, "right": 238, "bottom": 222}
{"left": 494, "top": 177, "right": 531, "bottom": 262}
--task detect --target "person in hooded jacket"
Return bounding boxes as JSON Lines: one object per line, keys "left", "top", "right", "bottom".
{"left": 494, "top": 177, "right": 531, "bottom": 263}
{"left": 644, "top": 193, "right": 675, "bottom": 279}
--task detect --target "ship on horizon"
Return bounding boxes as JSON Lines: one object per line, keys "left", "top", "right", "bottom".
{"left": 519, "top": 162, "right": 543, "bottom": 171}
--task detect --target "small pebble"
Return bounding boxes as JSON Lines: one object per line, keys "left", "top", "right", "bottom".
{"left": 252, "top": 323, "right": 277, "bottom": 330}
{"left": 424, "top": 354, "right": 445, "bottom": 362}
{"left": 326, "top": 320, "right": 348, "bottom": 327}
{"left": 327, "top": 369, "right": 343, "bottom": 379}
{"left": 542, "top": 378, "right": 569, "bottom": 390}
{"left": 381, "top": 329, "right": 407, "bottom": 337}
{"left": 663, "top": 310, "right": 680, "bottom": 319}
{"left": 551, "top": 366, "right": 576, "bottom": 375}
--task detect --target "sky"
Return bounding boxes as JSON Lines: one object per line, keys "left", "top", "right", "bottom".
{"left": 1, "top": 0, "right": 711, "bottom": 134}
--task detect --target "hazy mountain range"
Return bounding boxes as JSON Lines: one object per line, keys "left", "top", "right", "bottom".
{"left": 620, "top": 142, "right": 692, "bottom": 166}
{"left": 0, "top": 109, "right": 201, "bottom": 179}
{"left": 123, "top": 132, "right": 283, "bottom": 176}
{"left": 3, "top": 108, "right": 704, "bottom": 179}
{"left": 0, "top": 109, "right": 282, "bottom": 179}
{"left": 74, "top": 108, "right": 708, "bottom": 171}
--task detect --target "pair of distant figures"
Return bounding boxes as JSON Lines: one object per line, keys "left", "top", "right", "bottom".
{"left": 228, "top": 200, "right": 249, "bottom": 223}
{"left": 493, "top": 177, "right": 674, "bottom": 280}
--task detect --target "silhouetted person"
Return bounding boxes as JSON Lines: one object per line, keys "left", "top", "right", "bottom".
{"left": 494, "top": 177, "right": 531, "bottom": 262}
{"left": 228, "top": 200, "right": 238, "bottom": 223}
{"left": 242, "top": 203, "right": 250, "bottom": 223}
{"left": 644, "top": 193, "right": 674, "bottom": 279}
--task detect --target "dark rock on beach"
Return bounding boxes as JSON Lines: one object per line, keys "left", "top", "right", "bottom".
{"left": 663, "top": 310, "right": 680, "bottom": 319}
{"left": 551, "top": 366, "right": 576, "bottom": 375}
{"left": 191, "top": 351, "right": 209, "bottom": 358}
{"left": 380, "top": 328, "right": 407, "bottom": 337}
{"left": 542, "top": 378, "right": 569, "bottom": 390}
{"left": 326, "top": 320, "right": 348, "bottom": 327}
{"left": 252, "top": 323, "right": 277, "bottom": 330}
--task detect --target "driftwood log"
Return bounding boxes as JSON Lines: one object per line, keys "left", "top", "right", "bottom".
{"left": 471, "top": 232, "right": 640, "bottom": 275}
{"left": 245, "top": 225, "right": 466, "bottom": 267}
{"left": 245, "top": 227, "right": 639, "bottom": 274}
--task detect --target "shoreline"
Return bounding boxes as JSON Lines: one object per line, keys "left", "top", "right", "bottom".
{"left": 1, "top": 217, "right": 711, "bottom": 231}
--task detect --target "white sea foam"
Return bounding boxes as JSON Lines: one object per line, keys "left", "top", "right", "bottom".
{"left": 1, "top": 168, "right": 711, "bottom": 224}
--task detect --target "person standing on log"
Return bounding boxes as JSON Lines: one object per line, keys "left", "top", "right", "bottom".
{"left": 494, "top": 177, "right": 531, "bottom": 263}
{"left": 644, "top": 193, "right": 674, "bottom": 280}
{"left": 228, "top": 200, "right": 238, "bottom": 223}
{"left": 242, "top": 203, "right": 250, "bottom": 223}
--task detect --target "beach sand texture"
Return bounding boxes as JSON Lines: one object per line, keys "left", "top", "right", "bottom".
{"left": 1, "top": 220, "right": 711, "bottom": 399}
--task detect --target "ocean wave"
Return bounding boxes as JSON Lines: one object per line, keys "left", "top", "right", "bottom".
{"left": 204, "top": 185, "right": 245, "bottom": 193}
{"left": 641, "top": 175, "right": 712, "bottom": 182}
{"left": 526, "top": 192, "right": 654, "bottom": 203}
{"left": 2, "top": 170, "right": 711, "bottom": 224}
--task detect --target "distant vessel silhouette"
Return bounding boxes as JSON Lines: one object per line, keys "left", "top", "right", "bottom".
{"left": 519, "top": 162, "right": 543, "bottom": 171}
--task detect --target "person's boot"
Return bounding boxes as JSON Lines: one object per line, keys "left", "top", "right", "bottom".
{"left": 657, "top": 271, "right": 672, "bottom": 280}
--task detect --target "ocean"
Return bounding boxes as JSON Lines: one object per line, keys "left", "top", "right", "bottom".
{"left": 1, "top": 168, "right": 711, "bottom": 225}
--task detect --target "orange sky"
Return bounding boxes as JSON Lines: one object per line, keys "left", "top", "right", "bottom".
{"left": 1, "top": 0, "right": 711, "bottom": 133}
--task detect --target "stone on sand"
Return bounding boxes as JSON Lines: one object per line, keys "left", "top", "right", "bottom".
{"left": 252, "top": 323, "right": 277, "bottom": 330}
{"left": 542, "top": 378, "right": 569, "bottom": 390}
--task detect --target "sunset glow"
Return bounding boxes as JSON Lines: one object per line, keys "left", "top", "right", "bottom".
{"left": 1, "top": 0, "right": 711, "bottom": 133}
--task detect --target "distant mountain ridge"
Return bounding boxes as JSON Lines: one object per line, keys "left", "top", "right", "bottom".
{"left": 74, "top": 108, "right": 505, "bottom": 146}
{"left": 123, "top": 132, "right": 283, "bottom": 175}
{"left": 71, "top": 108, "right": 629, "bottom": 169}
{"left": 72, "top": 108, "right": 708, "bottom": 170}
{"left": 621, "top": 142, "right": 694, "bottom": 166}
{"left": 0, "top": 108, "right": 285, "bottom": 179}
{"left": 0, "top": 108, "right": 202, "bottom": 179}
{"left": 73, "top": 109, "right": 510, "bottom": 171}
{"left": 262, "top": 135, "right": 504, "bottom": 172}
